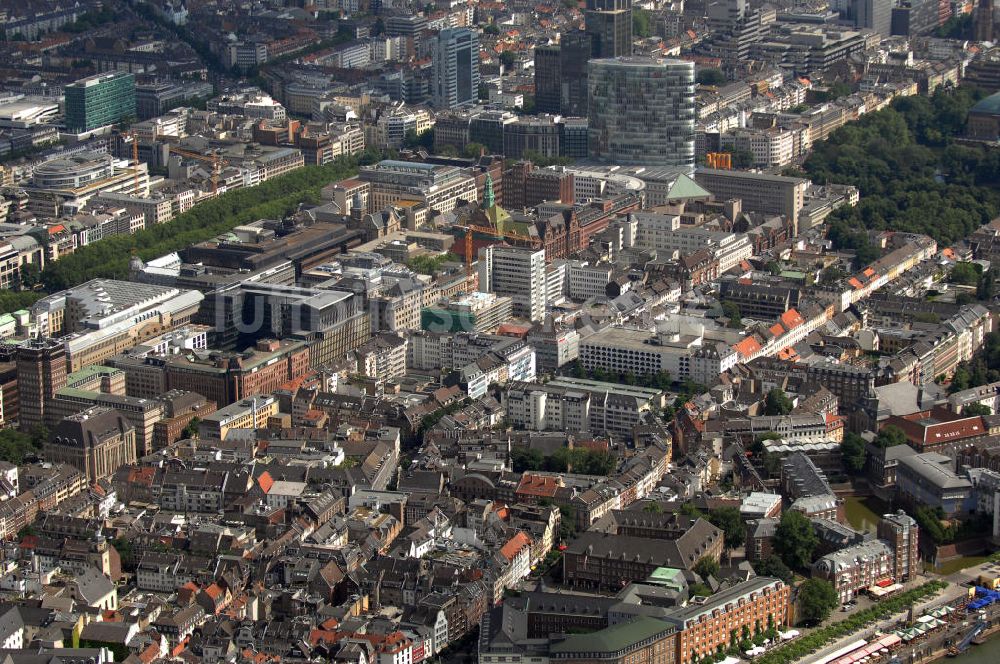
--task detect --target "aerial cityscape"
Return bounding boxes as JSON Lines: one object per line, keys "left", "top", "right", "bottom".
{"left": 1, "top": 0, "right": 1000, "bottom": 662}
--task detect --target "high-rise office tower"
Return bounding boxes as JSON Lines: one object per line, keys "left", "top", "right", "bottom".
{"left": 534, "top": 31, "right": 594, "bottom": 117}
{"left": 561, "top": 32, "right": 594, "bottom": 117}
{"left": 976, "top": 0, "right": 995, "bottom": 41}
{"left": 64, "top": 72, "right": 136, "bottom": 133}
{"left": 854, "top": 0, "right": 893, "bottom": 35}
{"left": 707, "top": 0, "right": 747, "bottom": 31}
{"left": 17, "top": 337, "right": 67, "bottom": 432}
{"left": 534, "top": 45, "right": 562, "bottom": 114}
{"left": 587, "top": 57, "right": 695, "bottom": 169}
{"left": 890, "top": 0, "right": 941, "bottom": 36}
{"left": 586, "top": 0, "right": 634, "bottom": 58}
{"left": 432, "top": 28, "right": 480, "bottom": 109}
{"left": 478, "top": 246, "right": 547, "bottom": 322}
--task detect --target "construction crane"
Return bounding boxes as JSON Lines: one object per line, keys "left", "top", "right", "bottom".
{"left": 463, "top": 221, "right": 543, "bottom": 277}
{"left": 167, "top": 145, "right": 225, "bottom": 194}
{"left": 126, "top": 130, "right": 141, "bottom": 195}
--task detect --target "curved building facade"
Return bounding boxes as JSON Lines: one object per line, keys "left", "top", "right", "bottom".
{"left": 587, "top": 57, "right": 696, "bottom": 169}
{"left": 32, "top": 152, "right": 114, "bottom": 190}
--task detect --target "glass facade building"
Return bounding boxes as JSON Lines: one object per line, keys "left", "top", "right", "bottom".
{"left": 587, "top": 57, "right": 695, "bottom": 169}
{"left": 432, "top": 28, "right": 480, "bottom": 109}
{"left": 64, "top": 72, "right": 136, "bottom": 133}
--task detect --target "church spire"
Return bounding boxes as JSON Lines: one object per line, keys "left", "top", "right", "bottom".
{"left": 482, "top": 173, "right": 495, "bottom": 210}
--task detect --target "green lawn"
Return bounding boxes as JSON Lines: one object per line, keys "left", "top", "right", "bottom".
{"left": 929, "top": 556, "right": 988, "bottom": 576}
{"left": 843, "top": 496, "right": 887, "bottom": 533}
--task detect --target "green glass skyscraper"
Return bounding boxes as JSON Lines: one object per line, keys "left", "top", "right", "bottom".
{"left": 64, "top": 72, "right": 136, "bottom": 132}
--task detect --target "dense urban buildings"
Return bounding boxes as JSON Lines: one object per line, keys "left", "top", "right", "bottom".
{"left": 0, "top": 0, "right": 993, "bottom": 662}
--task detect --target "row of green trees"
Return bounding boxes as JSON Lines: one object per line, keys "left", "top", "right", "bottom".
{"left": 752, "top": 581, "right": 948, "bottom": 664}
{"left": 510, "top": 446, "right": 617, "bottom": 475}
{"left": 690, "top": 616, "right": 782, "bottom": 664}
{"left": 2, "top": 158, "right": 359, "bottom": 315}
{"left": 806, "top": 86, "right": 1000, "bottom": 263}
{"left": 568, "top": 361, "right": 676, "bottom": 391}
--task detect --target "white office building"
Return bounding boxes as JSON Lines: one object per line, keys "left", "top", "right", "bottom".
{"left": 478, "top": 246, "right": 546, "bottom": 321}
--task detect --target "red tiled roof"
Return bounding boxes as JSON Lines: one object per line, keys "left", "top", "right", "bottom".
{"left": 777, "top": 347, "right": 798, "bottom": 361}
{"left": 170, "top": 636, "right": 189, "bottom": 657}
{"left": 576, "top": 439, "right": 609, "bottom": 451}
{"left": 733, "top": 336, "right": 762, "bottom": 359}
{"left": 492, "top": 501, "right": 510, "bottom": 521}
{"left": 780, "top": 309, "right": 805, "bottom": 329}
{"left": 138, "top": 641, "right": 159, "bottom": 664}
{"left": 500, "top": 532, "right": 532, "bottom": 561}
{"left": 309, "top": 629, "right": 340, "bottom": 646}
{"left": 498, "top": 323, "right": 531, "bottom": 337}
{"left": 515, "top": 473, "right": 560, "bottom": 497}
{"left": 129, "top": 467, "right": 156, "bottom": 484}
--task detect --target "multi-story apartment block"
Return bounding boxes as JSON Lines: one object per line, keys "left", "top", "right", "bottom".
{"left": 878, "top": 510, "right": 920, "bottom": 583}
{"left": 359, "top": 160, "right": 478, "bottom": 214}
{"left": 633, "top": 213, "right": 752, "bottom": 273}
{"left": 812, "top": 539, "right": 894, "bottom": 603}
{"left": 527, "top": 325, "right": 581, "bottom": 373}
{"left": 579, "top": 325, "right": 739, "bottom": 386}
{"left": 421, "top": 292, "right": 513, "bottom": 334}
{"left": 504, "top": 378, "right": 664, "bottom": 439}
{"left": 694, "top": 169, "right": 808, "bottom": 230}
{"left": 478, "top": 246, "right": 546, "bottom": 322}
{"left": 199, "top": 395, "right": 279, "bottom": 441}
{"left": 356, "top": 333, "right": 408, "bottom": 382}
{"left": 719, "top": 127, "right": 796, "bottom": 168}
{"left": 665, "top": 577, "right": 791, "bottom": 664}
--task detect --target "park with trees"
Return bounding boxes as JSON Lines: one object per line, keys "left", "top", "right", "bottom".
{"left": 806, "top": 86, "right": 1000, "bottom": 267}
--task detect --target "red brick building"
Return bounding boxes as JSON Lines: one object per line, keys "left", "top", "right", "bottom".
{"left": 503, "top": 161, "right": 575, "bottom": 210}
{"left": 164, "top": 339, "right": 310, "bottom": 407}
{"left": 667, "top": 577, "right": 791, "bottom": 664}
{"left": 884, "top": 407, "right": 987, "bottom": 453}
